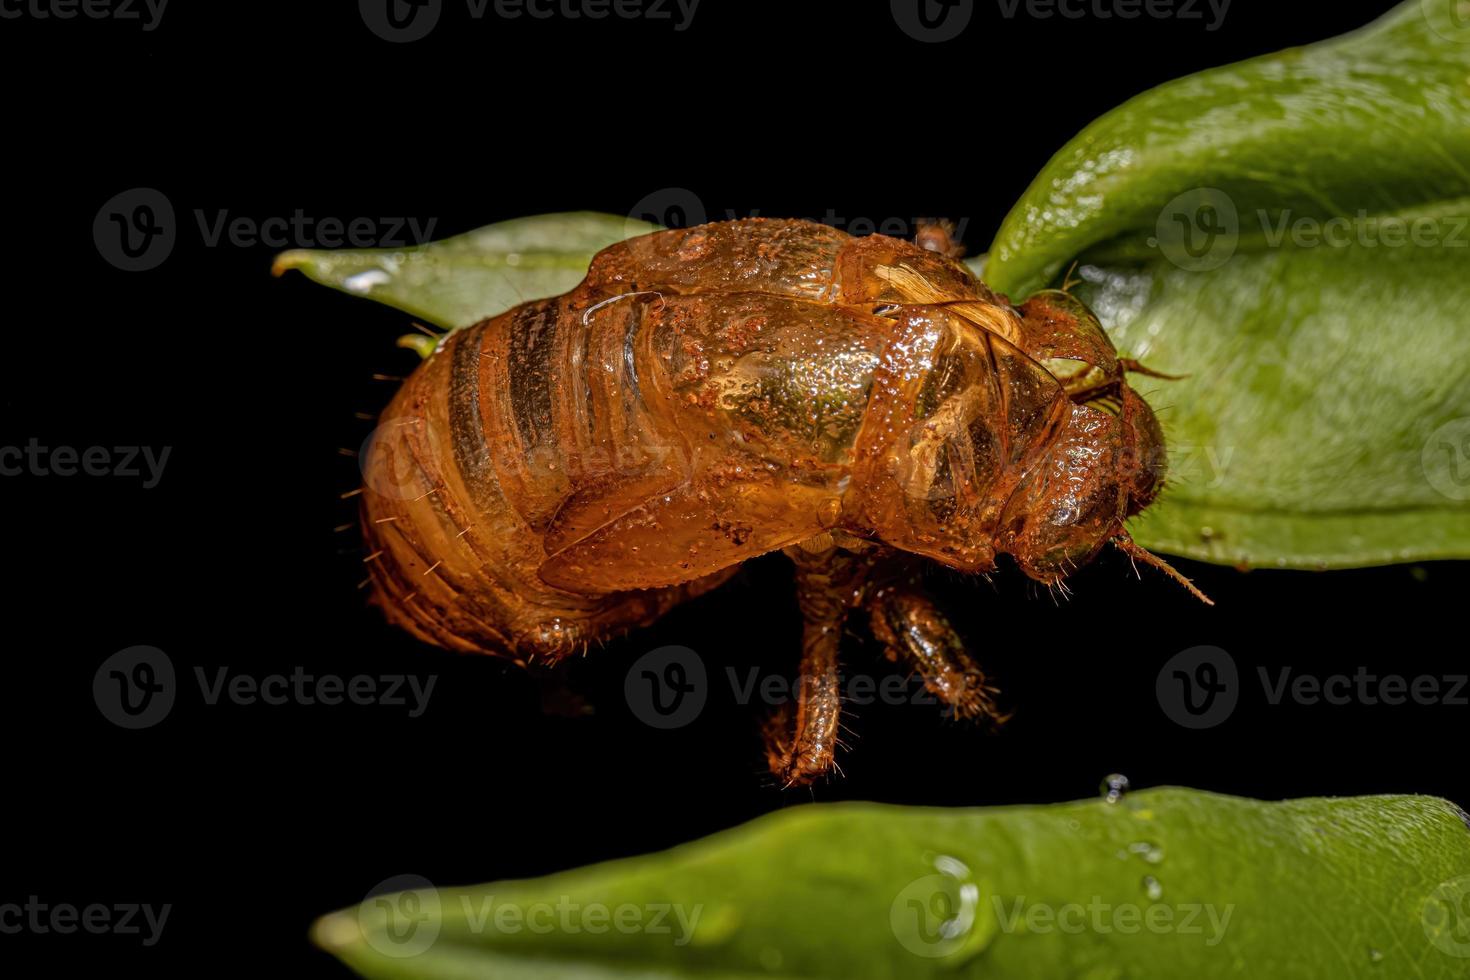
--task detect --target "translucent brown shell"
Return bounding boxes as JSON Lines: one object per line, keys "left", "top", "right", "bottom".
{"left": 357, "top": 217, "right": 1199, "bottom": 784}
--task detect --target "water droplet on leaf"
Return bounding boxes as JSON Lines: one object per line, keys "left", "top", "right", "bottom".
{"left": 1100, "top": 773, "right": 1130, "bottom": 804}
{"left": 1128, "top": 841, "right": 1165, "bottom": 864}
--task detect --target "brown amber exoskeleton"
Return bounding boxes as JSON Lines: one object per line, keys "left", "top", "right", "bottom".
{"left": 359, "top": 218, "right": 1206, "bottom": 785}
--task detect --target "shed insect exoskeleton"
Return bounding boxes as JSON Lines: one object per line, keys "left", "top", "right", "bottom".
{"left": 358, "top": 217, "right": 1208, "bottom": 785}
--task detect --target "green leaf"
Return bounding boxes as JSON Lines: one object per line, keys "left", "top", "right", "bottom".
{"left": 985, "top": 0, "right": 1470, "bottom": 568}
{"left": 272, "top": 212, "right": 659, "bottom": 330}
{"left": 314, "top": 789, "right": 1470, "bottom": 979}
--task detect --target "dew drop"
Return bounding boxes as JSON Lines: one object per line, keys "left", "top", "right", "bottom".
{"left": 1100, "top": 773, "right": 1130, "bottom": 805}
{"left": 343, "top": 268, "right": 392, "bottom": 294}
{"left": 1128, "top": 841, "right": 1165, "bottom": 865}
{"left": 1142, "top": 875, "right": 1163, "bottom": 901}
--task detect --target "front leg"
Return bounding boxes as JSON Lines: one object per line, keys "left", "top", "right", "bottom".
{"left": 764, "top": 541, "right": 879, "bottom": 787}
{"left": 868, "top": 582, "right": 1005, "bottom": 723}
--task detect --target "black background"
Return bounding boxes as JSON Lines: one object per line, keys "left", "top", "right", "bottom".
{"left": 2, "top": 0, "right": 1465, "bottom": 975}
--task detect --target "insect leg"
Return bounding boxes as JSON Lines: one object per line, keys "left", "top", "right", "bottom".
{"left": 868, "top": 585, "right": 1005, "bottom": 723}
{"left": 765, "top": 545, "right": 876, "bottom": 787}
